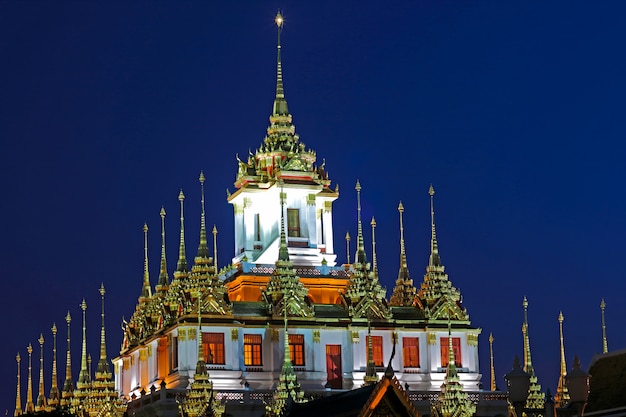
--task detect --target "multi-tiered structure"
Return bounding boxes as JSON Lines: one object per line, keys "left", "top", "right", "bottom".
{"left": 112, "top": 12, "right": 482, "bottom": 415}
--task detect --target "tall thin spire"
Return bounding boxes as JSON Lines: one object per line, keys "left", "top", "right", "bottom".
{"left": 363, "top": 320, "right": 378, "bottom": 385}
{"left": 49, "top": 323, "right": 59, "bottom": 406}
{"left": 157, "top": 207, "right": 169, "bottom": 290}
{"left": 25, "top": 344, "right": 34, "bottom": 413}
{"left": 15, "top": 353, "right": 22, "bottom": 417}
{"left": 197, "top": 171, "right": 209, "bottom": 258}
{"left": 61, "top": 311, "right": 73, "bottom": 405}
{"left": 35, "top": 334, "right": 47, "bottom": 411}
{"left": 555, "top": 311, "right": 570, "bottom": 407}
{"left": 354, "top": 180, "right": 367, "bottom": 264}
{"left": 273, "top": 11, "right": 288, "bottom": 116}
{"left": 601, "top": 298, "right": 608, "bottom": 354}
{"left": 176, "top": 190, "right": 188, "bottom": 273}
{"left": 521, "top": 297, "right": 544, "bottom": 409}
{"left": 389, "top": 201, "right": 417, "bottom": 307}
{"left": 489, "top": 333, "right": 496, "bottom": 391}
{"left": 371, "top": 217, "right": 378, "bottom": 277}
{"left": 429, "top": 185, "right": 441, "bottom": 266}
{"left": 398, "top": 202, "right": 408, "bottom": 276}
{"left": 522, "top": 297, "right": 532, "bottom": 373}
{"left": 78, "top": 299, "right": 90, "bottom": 385}
{"left": 195, "top": 293, "right": 207, "bottom": 376}
{"left": 212, "top": 225, "right": 218, "bottom": 272}
{"left": 345, "top": 231, "right": 350, "bottom": 264}
{"left": 141, "top": 223, "right": 152, "bottom": 299}
{"left": 278, "top": 183, "right": 289, "bottom": 261}
{"left": 96, "top": 283, "right": 111, "bottom": 380}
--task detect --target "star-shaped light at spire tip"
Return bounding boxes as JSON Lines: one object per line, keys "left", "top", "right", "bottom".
{"left": 275, "top": 11, "right": 284, "bottom": 28}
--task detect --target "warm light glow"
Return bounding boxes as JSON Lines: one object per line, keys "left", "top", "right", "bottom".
{"left": 275, "top": 12, "right": 283, "bottom": 27}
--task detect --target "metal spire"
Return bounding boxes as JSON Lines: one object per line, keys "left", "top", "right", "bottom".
{"left": 371, "top": 217, "right": 378, "bottom": 277}
{"left": 212, "top": 225, "right": 218, "bottom": 272}
{"left": 345, "top": 231, "right": 350, "bottom": 264}
{"left": 141, "top": 223, "right": 152, "bottom": 300}
{"left": 25, "top": 344, "right": 34, "bottom": 413}
{"left": 489, "top": 333, "right": 496, "bottom": 391}
{"left": 398, "top": 202, "right": 408, "bottom": 277}
{"left": 176, "top": 190, "right": 188, "bottom": 273}
{"left": 78, "top": 299, "right": 90, "bottom": 385}
{"left": 601, "top": 298, "right": 608, "bottom": 354}
{"left": 273, "top": 11, "right": 289, "bottom": 116}
{"left": 555, "top": 311, "right": 570, "bottom": 407}
{"left": 15, "top": 353, "right": 22, "bottom": 417}
{"left": 49, "top": 323, "right": 59, "bottom": 406}
{"left": 522, "top": 297, "right": 533, "bottom": 373}
{"left": 61, "top": 311, "right": 73, "bottom": 405}
{"left": 429, "top": 185, "right": 441, "bottom": 266}
{"left": 96, "top": 283, "right": 111, "bottom": 380}
{"left": 197, "top": 171, "right": 209, "bottom": 258}
{"left": 278, "top": 183, "right": 289, "bottom": 261}
{"left": 363, "top": 319, "right": 378, "bottom": 385}
{"left": 354, "top": 180, "right": 367, "bottom": 264}
{"left": 283, "top": 308, "right": 291, "bottom": 366}
{"left": 157, "top": 207, "right": 169, "bottom": 290}
{"left": 35, "top": 334, "right": 46, "bottom": 411}
{"left": 195, "top": 293, "right": 206, "bottom": 375}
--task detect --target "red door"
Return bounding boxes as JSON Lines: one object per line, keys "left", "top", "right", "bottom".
{"left": 326, "top": 344, "right": 342, "bottom": 389}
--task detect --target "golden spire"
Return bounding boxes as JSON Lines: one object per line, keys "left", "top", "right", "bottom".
{"left": 35, "top": 334, "right": 47, "bottom": 411}
{"left": 197, "top": 171, "right": 210, "bottom": 258}
{"left": 212, "top": 225, "right": 218, "bottom": 272}
{"left": 555, "top": 311, "right": 570, "bottom": 407}
{"left": 389, "top": 201, "right": 417, "bottom": 307}
{"left": 522, "top": 297, "right": 532, "bottom": 372}
{"left": 49, "top": 323, "right": 59, "bottom": 406}
{"left": 195, "top": 293, "right": 207, "bottom": 375}
{"left": 25, "top": 344, "right": 34, "bottom": 413}
{"left": 176, "top": 190, "right": 188, "bottom": 273}
{"left": 429, "top": 184, "right": 441, "bottom": 267}
{"left": 141, "top": 223, "right": 152, "bottom": 300}
{"left": 371, "top": 217, "right": 378, "bottom": 277}
{"left": 157, "top": 207, "right": 169, "bottom": 290}
{"left": 354, "top": 180, "right": 367, "bottom": 264}
{"left": 345, "top": 231, "right": 350, "bottom": 264}
{"left": 78, "top": 299, "right": 90, "bottom": 385}
{"left": 96, "top": 283, "right": 111, "bottom": 380}
{"left": 489, "top": 333, "right": 496, "bottom": 391}
{"left": 398, "top": 202, "right": 408, "bottom": 275}
{"left": 15, "top": 353, "right": 22, "bottom": 417}
{"left": 273, "top": 11, "right": 288, "bottom": 116}
{"left": 278, "top": 183, "right": 289, "bottom": 262}
{"left": 61, "top": 311, "right": 73, "bottom": 405}
{"left": 601, "top": 298, "right": 608, "bottom": 354}
{"left": 363, "top": 319, "right": 378, "bottom": 385}
{"left": 521, "top": 297, "right": 544, "bottom": 409}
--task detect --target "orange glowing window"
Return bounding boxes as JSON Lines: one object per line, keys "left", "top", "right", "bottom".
{"left": 441, "top": 337, "right": 462, "bottom": 368}
{"left": 366, "top": 335, "right": 384, "bottom": 367}
{"left": 244, "top": 334, "right": 262, "bottom": 366}
{"left": 289, "top": 334, "right": 305, "bottom": 366}
{"left": 402, "top": 337, "right": 419, "bottom": 368}
{"left": 202, "top": 332, "right": 225, "bottom": 365}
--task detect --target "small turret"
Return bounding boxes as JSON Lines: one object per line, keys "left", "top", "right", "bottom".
{"left": 25, "top": 344, "right": 34, "bottom": 413}
{"left": 157, "top": 207, "right": 170, "bottom": 291}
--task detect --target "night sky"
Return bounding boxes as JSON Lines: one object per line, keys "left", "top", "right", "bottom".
{"left": 2, "top": 1, "right": 626, "bottom": 411}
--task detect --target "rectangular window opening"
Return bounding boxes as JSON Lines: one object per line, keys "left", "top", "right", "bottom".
{"left": 244, "top": 334, "right": 263, "bottom": 366}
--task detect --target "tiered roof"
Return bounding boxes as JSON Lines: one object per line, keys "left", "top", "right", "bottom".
{"left": 389, "top": 202, "right": 417, "bottom": 307}
{"left": 522, "top": 297, "right": 545, "bottom": 410}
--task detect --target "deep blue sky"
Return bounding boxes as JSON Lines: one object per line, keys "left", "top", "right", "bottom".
{"left": 2, "top": 1, "right": 626, "bottom": 410}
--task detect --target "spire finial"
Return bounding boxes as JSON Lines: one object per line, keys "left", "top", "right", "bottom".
{"left": 197, "top": 171, "right": 209, "bottom": 258}
{"left": 273, "top": 11, "right": 288, "bottom": 115}
{"left": 601, "top": 298, "right": 608, "bottom": 354}
{"left": 364, "top": 318, "right": 378, "bottom": 385}
{"left": 96, "top": 283, "right": 111, "bottom": 380}
{"left": 49, "top": 323, "right": 59, "bottom": 406}
{"left": 371, "top": 217, "right": 378, "bottom": 277}
{"left": 25, "top": 343, "right": 34, "bottom": 413}
{"left": 78, "top": 299, "right": 90, "bottom": 385}
{"left": 278, "top": 181, "right": 289, "bottom": 261}
{"left": 398, "top": 201, "right": 409, "bottom": 276}
{"left": 555, "top": 310, "right": 570, "bottom": 407}
{"left": 35, "top": 333, "right": 46, "bottom": 411}
{"left": 141, "top": 223, "right": 152, "bottom": 300}
{"left": 15, "top": 352, "right": 22, "bottom": 417}
{"left": 195, "top": 292, "right": 207, "bottom": 375}
{"left": 157, "top": 207, "right": 169, "bottom": 289}
{"left": 212, "top": 225, "right": 218, "bottom": 272}
{"left": 489, "top": 333, "right": 496, "bottom": 391}
{"left": 176, "top": 190, "right": 188, "bottom": 273}
{"left": 355, "top": 180, "right": 367, "bottom": 264}
{"left": 62, "top": 311, "right": 73, "bottom": 403}
{"left": 345, "top": 231, "right": 351, "bottom": 264}
{"left": 522, "top": 296, "right": 533, "bottom": 373}
{"left": 428, "top": 184, "right": 441, "bottom": 266}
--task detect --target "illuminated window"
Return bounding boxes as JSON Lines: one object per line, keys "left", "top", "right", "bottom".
{"left": 441, "top": 337, "right": 462, "bottom": 367}
{"left": 287, "top": 208, "right": 300, "bottom": 237}
{"left": 366, "top": 335, "right": 384, "bottom": 367}
{"left": 169, "top": 336, "right": 178, "bottom": 372}
{"left": 402, "top": 337, "right": 419, "bottom": 368}
{"left": 244, "top": 334, "right": 262, "bottom": 366}
{"left": 202, "top": 333, "right": 225, "bottom": 365}
{"left": 289, "top": 334, "right": 305, "bottom": 366}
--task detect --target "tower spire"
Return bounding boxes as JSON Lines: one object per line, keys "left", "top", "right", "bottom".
{"left": 197, "top": 171, "right": 209, "bottom": 258}
{"left": 61, "top": 311, "right": 73, "bottom": 406}
{"left": 49, "top": 323, "right": 59, "bottom": 406}
{"left": 345, "top": 231, "right": 350, "bottom": 264}
{"left": 273, "top": 11, "right": 288, "bottom": 116}
{"left": 489, "top": 333, "right": 496, "bottom": 391}
{"left": 212, "top": 225, "right": 218, "bottom": 273}
{"left": 278, "top": 183, "right": 289, "bottom": 261}
{"left": 141, "top": 223, "right": 152, "bottom": 300}
{"left": 429, "top": 185, "right": 441, "bottom": 267}
{"left": 96, "top": 283, "right": 111, "bottom": 380}
{"left": 354, "top": 180, "right": 367, "bottom": 264}
{"left": 521, "top": 297, "right": 545, "bottom": 409}
{"left": 390, "top": 201, "right": 417, "bottom": 307}
{"left": 371, "top": 217, "right": 378, "bottom": 277}
{"left": 555, "top": 311, "right": 570, "bottom": 407}
{"left": 363, "top": 319, "right": 378, "bottom": 385}
{"left": 35, "top": 334, "right": 47, "bottom": 411}
{"left": 157, "top": 207, "right": 169, "bottom": 290}
{"left": 78, "top": 299, "right": 90, "bottom": 385}
{"left": 601, "top": 298, "right": 608, "bottom": 354}
{"left": 195, "top": 294, "right": 206, "bottom": 375}
{"left": 176, "top": 190, "right": 188, "bottom": 273}
{"left": 15, "top": 353, "right": 22, "bottom": 417}
{"left": 25, "top": 344, "right": 34, "bottom": 413}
